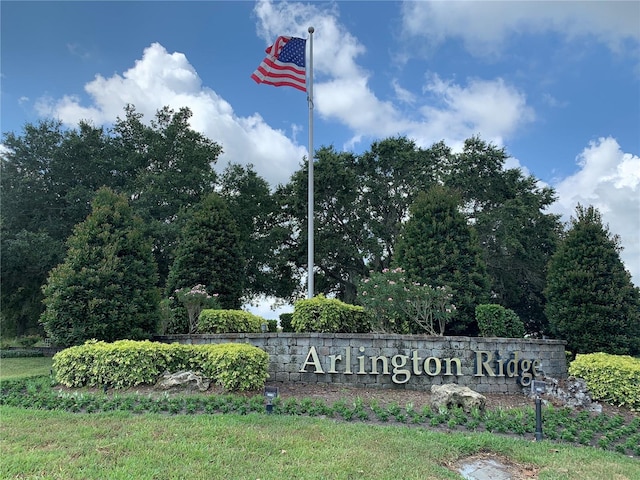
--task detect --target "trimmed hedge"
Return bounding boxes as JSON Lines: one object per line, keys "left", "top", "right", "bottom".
{"left": 569, "top": 352, "right": 640, "bottom": 411}
{"left": 0, "top": 348, "right": 45, "bottom": 358}
{"left": 292, "top": 295, "right": 371, "bottom": 333}
{"left": 279, "top": 313, "right": 294, "bottom": 332}
{"left": 475, "top": 304, "right": 525, "bottom": 338}
{"left": 198, "top": 309, "right": 264, "bottom": 334}
{"left": 52, "top": 340, "right": 268, "bottom": 392}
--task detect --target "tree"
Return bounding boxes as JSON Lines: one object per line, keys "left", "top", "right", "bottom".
{"left": 112, "top": 105, "right": 221, "bottom": 286}
{"left": 165, "top": 193, "right": 245, "bottom": 330}
{"left": 1, "top": 120, "right": 119, "bottom": 240}
{"left": 443, "top": 137, "right": 561, "bottom": 333}
{"left": 218, "top": 163, "right": 293, "bottom": 299}
{"left": 40, "top": 188, "right": 160, "bottom": 347}
{"left": 1, "top": 106, "right": 222, "bottom": 337}
{"left": 394, "top": 186, "right": 491, "bottom": 334}
{"left": 1, "top": 120, "right": 118, "bottom": 337}
{"left": 544, "top": 205, "right": 640, "bottom": 355}
{"left": 276, "top": 137, "right": 443, "bottom": 302}
{"left": 0, "top": 229, "right": 65, "bottom": 337}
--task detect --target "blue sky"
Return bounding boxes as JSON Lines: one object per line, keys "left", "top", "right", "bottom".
{"left": 2, "top": 1, "right": 639, "bottom": 308}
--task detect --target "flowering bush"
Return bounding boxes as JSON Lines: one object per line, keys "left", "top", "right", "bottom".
{"left": 173, "top": 285, "right": 220, "bottom": 333}
{"left": 356, "top": 268, "right": 456, "bottom": 335}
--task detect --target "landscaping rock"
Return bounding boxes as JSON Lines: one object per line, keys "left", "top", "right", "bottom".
{"left": 431, "top": 384, "right": 486, "bottom": 413}
{"left": 156, "top": 371, "right": 211, "bottom": 392}
{"left": 539, "top": 375, "right": 602, "bottom": 413}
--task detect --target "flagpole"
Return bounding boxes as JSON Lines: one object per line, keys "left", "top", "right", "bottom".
{"left": 307, "top": 26, "right": 315, "bottom": 299}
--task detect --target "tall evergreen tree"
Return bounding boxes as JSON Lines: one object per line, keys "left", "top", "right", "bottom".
{"left": 394, "top": 186, "right": 491, "bottom": 334}
{"left": 443, "top": 137, "right": 561, "bottom": 334}
{"left": 113, "top": 105, "right": 221, "bottom": 286}
{"left": 218, "top": 163, "right": 293, "bottom": 299}
{"left": 544, "top": 205, "right": 640, "bottom": 355}
{"left": 40, "top": 188, "right": 160, "bottom": 347}
{"left": 166, "top": 193, "right": 245, "bottom": 319}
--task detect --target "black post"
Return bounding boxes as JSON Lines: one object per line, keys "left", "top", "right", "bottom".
{"left": 535, "top": 397, "right": 543, "bottom": 441}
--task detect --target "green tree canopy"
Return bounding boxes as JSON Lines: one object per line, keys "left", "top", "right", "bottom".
{"left": 40, "top": 188, "right": 160, "bottom": 347}
{"left": 112, "top": 105, "right": 221, "bottom": 284}
{"left": 218, "top": 163, "right": 294, "bottom": 299}
{"left": 276, "top": 137, "right": 444, "bottom": 301}
{"left": 394, "top": 186, "right": 491, "bottom": 334}
{"left": 1, "top": 106, "right": 222, "bottom": 336}
{"left": 443, "top": 137, "right": 561, "bottom": 333}
{"left": 166, "top": 192, "right": 245, "bottom": 319}
{"left": 544, "top": 204, "right": 640, "bottom": 355}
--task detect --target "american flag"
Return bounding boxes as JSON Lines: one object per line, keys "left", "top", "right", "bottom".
{"left": 251, "top": 36, "right": 307, "bottom": 92}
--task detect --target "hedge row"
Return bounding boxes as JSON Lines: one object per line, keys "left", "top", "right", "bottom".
{"left": 53, "top": 340, "right": 268, "bottom": 392}
{"left": 0, "top": 348, "right": 45, "bottom": 358}
{"left": 292, "top": 295, "right": 371, "bottom": 333}
{"left": 199, "top": 309, "right": 265, "bottom": 333}
{"left": 569, "top": 352, "right": 640, "bottom": 411}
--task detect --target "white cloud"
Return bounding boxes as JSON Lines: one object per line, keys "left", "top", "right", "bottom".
{"left": 401, "top": 1, "right": 640, "bottom": 57}
{"left": 550, "top": 137, "right": 640, "bottom": 286}
{"left": 37, "top": 1, "right": 536, "bottom": 187}
{"left": 253, "top": 1, "right": 534, "bottom": 151}
{"left": 415, "top": 74, "right": 534, "bottom": 150}
{"left": 35, "top": 43, "right": 306, "bottom": 187}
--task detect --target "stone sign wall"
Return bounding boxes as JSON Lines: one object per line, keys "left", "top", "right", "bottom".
{"left": 155, "top": 333, "right": 567, "bottom": 394}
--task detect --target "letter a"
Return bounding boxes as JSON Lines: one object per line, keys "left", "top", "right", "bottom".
{"left": 300, "top": 346, "right": 325, "bottom": 373}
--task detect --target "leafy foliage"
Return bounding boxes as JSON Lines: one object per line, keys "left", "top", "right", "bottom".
{"left": 165, "top": 192, "right": 245, "bottom": 332}
{"left": 276, "top": 138, "right": 443, "bottom": 301}
{"left": 219, "top": 163, "right": 293, "bottom": 299}
{"left": 443, "top": 137, "right": 561, "bottom": 333}
{"left": 0, "top": 230, "right": 65, "bottom": 337}
{"left": 173, "top": 285, "right": 220, "bottom": 334}
{"left": 475, "top": 304, "right": 526, "bottom": 338}
{"left": 198, "top": 310, "right": 265, "bottom": 334}
{"left": 394, "top": 186, "right": 491, "bottom": 334}
{"left": 52, "top": 340, "right": 269, "bottom": 392}
{"left": 569, "top": 352, "right": 640, "bottom": 411}
{"left": 545, "top": 205, "right": 640, "bottom": 355}
{"left": 292, "top": 295, "right": 371, "bottom": 333}
{"left": 113, "top": 106, "right": 221, "bottom": 284}
{"left": 356, "top": 268, "right": 457, "bottom": 334}
{"left": 1, "top": 107, "right": 222, "bottom": 337}
{"left": 40, "top": 188, "right": 160, "bottom": 347}
{"left": 0, "top": 121, "right": 116, "bottom": 337}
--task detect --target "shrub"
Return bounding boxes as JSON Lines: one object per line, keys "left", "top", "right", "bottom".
{"left": 279, "top": 313, "right": 294, "bottom": 332}
{"left": 0, "top": 348, "right": 44, "bottom": 358}
{"left": 545, "top": 205, "right": 640, "bottom": 355}
{"left": 173, "top": 285, "right": 221, "bottom": 333}
{"left": 356, "top": 268, "right": 456, "bottom": 335}
{"left": 267, "top": 319, "right": 278, "bottom": 332}
{"left": 198, "top": 310, "right": 264, "bottom": 333}
{"left": 196, "top": 343, "right": 269, "bottom": 391}
{"left": 292, "top": 295, "right": 371, "bottom": 333}
{"left": 40, "top": 188, "right": 160, "bottom": 347}
{"left": 475, "top": 304, "right": 526, "bottom": 338}
{"left": 52, "top": 340, "right": 268, "bottom": 392}
{"left": 18, "top": 335, "right": 41, "bottom": 348}
{"left": 569, "top": 352, "right": 640, "bottom": 411}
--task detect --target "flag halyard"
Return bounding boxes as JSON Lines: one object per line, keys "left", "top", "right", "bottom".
{"left": 252, "top": 36, "right": 307, "bottom": 92}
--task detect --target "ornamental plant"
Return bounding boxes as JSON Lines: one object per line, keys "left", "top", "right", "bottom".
{"left": 356, "top": 268, "right": 456, "bottom": 335}
{"left": 174, "top": 285, "right": 220, "bottom": 333}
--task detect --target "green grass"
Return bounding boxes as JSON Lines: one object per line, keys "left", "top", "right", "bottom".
{"left": 1, "top": 358, "right": 639, "bottom": 479}
{"left": 1, "top": 406, "right": 639, "bottom": 480}
{"left": 0, "top": 356, "right": 52, "bottom": 379}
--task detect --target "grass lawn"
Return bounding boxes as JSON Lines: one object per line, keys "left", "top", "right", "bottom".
{"left": 0, "top": 356, "right": 52, "bottom": 379}
{"left": 1, "top": 357, "right": 638, "bottom": 479}
{"left": 2, "top": 406, "right": 639, "bottom": 480}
